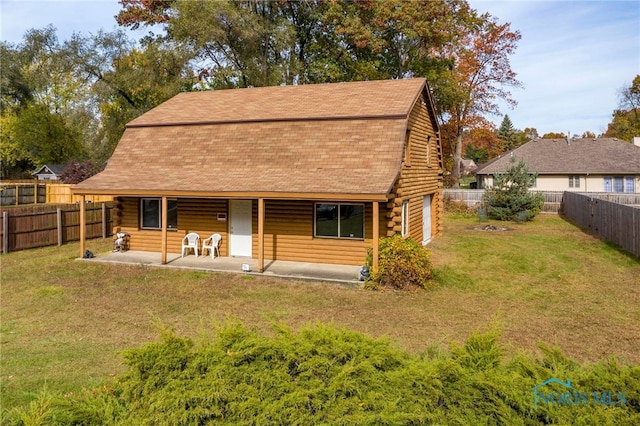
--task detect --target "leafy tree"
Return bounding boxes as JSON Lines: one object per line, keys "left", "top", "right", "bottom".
{"left": 60, "top": 160, "right": 98, "bottom": 184}
{"left": 12, "top": 103, "right": 83, "bottom": 166}
{"left": 319, "top": 0, "right": 463, "bottom": 82}
{"left": 122, "top": 0, "right": 467, "bottom": 88}
{"left": 482, "top": 158, "right": 544, "bottom": 222}
{"left": 605, "top": 75, "right": 640, "bottom": 141}
{"left": 169, "top": 0, "right": 296, "bottom": 88}
{"left": 521, "top": 127, "right": 539, "bottom": 140}
{"left": 116, "top": 0, "right": 174, "bottom": 29}
{"left": 432, "top": 14, "right": 522, "bottom": 181}
{"left": 0, "top": 41, "right": 33, "bottom": 113}
{"left": 541, "top": 132, "right": 566, "bottom": 139}
{"left": 0, "top": 27, "right": 93, "bottom": 176}
{"left": 464, "top": 141, "right": 488, "bottom": 164}
{"left": 63, "top": 31, "right": 191, "bottom": 163}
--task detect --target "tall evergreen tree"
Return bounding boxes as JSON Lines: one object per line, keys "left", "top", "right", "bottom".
{"left": 497, "top": 114, "right": 517, "bottom": 151}
{"left": 482, "top": 158, "right": 544, "bottom": 222}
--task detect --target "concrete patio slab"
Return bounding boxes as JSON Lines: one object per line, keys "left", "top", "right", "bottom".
{"left": 81, "top": 250, "right": 362, "bottom": 285}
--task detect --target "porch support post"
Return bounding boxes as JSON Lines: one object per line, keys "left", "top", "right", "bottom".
{"left": 161, "top": 196, "right": 168, "bottom": 264}
{"left": 258, "top": 198, "right": 265, "bottom": 273}
{"left": 79, "top": 195, "right": 86, "bottom": 258}
{"left": 372, "top": 201, "right": 379, "bottom": 272}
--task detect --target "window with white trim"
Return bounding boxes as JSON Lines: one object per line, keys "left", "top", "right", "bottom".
{"left": 604, "top": 176, "right": 636, "bottom": 193}
{"left": 625, "top": 177, "right": 635, "bottom": 193}
{"left": 140, "top": 198, "right": 178, "bottom": 230}
{"left": 314, "top": 203, "right": 364, "bottom": 239}
{"left": 404, "top": 129, "right": 411, "bottom": 166}
{"left": 614, "top": 177, "right": 624, "bottom": 192}
{"left": 401, "top": 200, "right": 409, "bottom": 237}
{"left": 568, "top": 175, "right": 580, "bottom": 188}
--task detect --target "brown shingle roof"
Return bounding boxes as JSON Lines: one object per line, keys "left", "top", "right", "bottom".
{"left": 475, "top": 138, "right": 640, "bottom": 175}
{"left": 128, "top": 79, "right": 424, "bottom": 127}
{"left": 74, "top": 79, "right": 430, "bottom": 199}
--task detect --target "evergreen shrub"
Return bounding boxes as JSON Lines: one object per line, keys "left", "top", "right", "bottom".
{"left": 482, "top": 158, "right": 544, "bottom": 221}
{"left": 7, "top": 322, "right": 640, "bottom": 425}
{"left": 10, "top": 323, "right": 640, "bottom": 425}
{"left": 364, "top": 235, "right": 434, "bottom": 291}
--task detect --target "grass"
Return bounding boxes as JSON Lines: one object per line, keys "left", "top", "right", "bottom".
{"left": 1, "top": 213, "right": 639, "bottom": 414}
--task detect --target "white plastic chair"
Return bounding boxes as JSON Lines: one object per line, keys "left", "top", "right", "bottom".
{"left": 181, "top": 232, "right": 200, "bottom": 257}
{"left": 202, "top": 234, "right": 221, "bottom": 259}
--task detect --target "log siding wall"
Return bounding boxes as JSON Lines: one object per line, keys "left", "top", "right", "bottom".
{"left": 116, "top": 198, "right": 230, "bottom": 255}
{"left": 115, "top": 198, "right": 388, "bottom": 265}
{"left": 386, "top": 92, "right": 443, "bottom": 241}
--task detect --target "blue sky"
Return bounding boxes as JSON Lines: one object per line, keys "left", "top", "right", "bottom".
{"left": 1, "top": 0, "right": 639, "bottom": 136}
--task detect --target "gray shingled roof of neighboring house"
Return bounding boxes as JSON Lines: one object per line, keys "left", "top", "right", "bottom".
{"left": 32, "top": 164, "right": 67, "bottom": 176}
{"left": 73, "top": 78, "right": 435, "bottom": 198}
{"left": 475, "top": 138, "right": 640, "bottom": 175}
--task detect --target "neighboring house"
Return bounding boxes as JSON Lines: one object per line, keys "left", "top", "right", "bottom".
{"left": 460, "top": 159, "right": 477, "bottom": 176}
{"left": 72, "top": 79, "right": 444, "bottom": 271}
{"left": 32, "top": 164, "right": 67, "bottom": 181}
{"left": 475, "top": 138, "right": 640, "bottom": 193}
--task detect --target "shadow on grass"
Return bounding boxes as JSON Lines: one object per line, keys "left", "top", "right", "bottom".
{"left": 558, "top": 213, "right": 640, "bottom": 262}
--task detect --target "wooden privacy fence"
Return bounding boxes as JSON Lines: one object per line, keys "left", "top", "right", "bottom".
{"left": 46, "top": 183, "right": 114, "bottom": 204}
{"left": 562, "top": 192, "right": 640, "bottom": 258}
{"left": 0, "top": 183, "right": 47, "bottom": 205}
{"left": 443, "top": 189, "right": 564, "bottom": 213}
{"left": 0, "top": 202, "right": 114, "bottom": 253}
{"left": 0, "top": 181, "right": 113, "bottom": 205}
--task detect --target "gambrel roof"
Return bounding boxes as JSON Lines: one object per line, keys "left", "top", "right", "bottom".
{"left": 73, "top": 79, "right": 438, "bottom": 200}
{"left": 475, "top": 138, "right": 640, "bottom": 175}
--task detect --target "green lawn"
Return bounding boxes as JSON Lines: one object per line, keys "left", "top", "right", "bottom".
{"left": 1, "top": 213, "right": 639, "bottom": 414}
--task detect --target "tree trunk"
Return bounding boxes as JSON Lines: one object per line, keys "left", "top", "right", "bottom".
{"left": 452, "top": 127, "right": 463, "bottom": 184}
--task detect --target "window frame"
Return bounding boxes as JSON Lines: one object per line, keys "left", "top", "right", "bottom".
{"left": 568, "top": 175, "right": 580, "bottom": 188}
{"left": 614, "top": 176, "right": 624, "bottom": 193}
{"left": 404, "top": 129, "right": 412, "bottom": 167}
{"left": 140, "top": 198, "right": 178, "bottom": 230}
{"left": 625, "top": 176, "right": 635, "bottom": 193}
{"left": 314, "top": 202, "right": 365, "bottom": 240}
{"left": 401, "top": 200, "right": 409, "bottom": 237}
{"left": 604, "top": 176, "right": 636, "bottom": 193}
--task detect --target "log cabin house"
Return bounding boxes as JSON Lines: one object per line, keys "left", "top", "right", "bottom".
{"left": 72, "top": 78, "right": 443, "bottom": 272}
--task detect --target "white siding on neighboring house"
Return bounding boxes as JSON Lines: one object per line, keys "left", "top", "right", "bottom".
{"left": 480, "top": 174, "right": 639, "bottom": 193}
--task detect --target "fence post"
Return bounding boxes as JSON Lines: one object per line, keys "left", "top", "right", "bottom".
{"left": 3, "top": 211, "right": 8, "bottom": 253}
{"left": 57, "top": 208, "right": 63, "bottom": 246}
{"left": 34, "top": 182, "right": 38, "bottom": 204}
{"left": 15, "top": 185, "right": 19, "bottom": 206}
{"left": 102, "top": 203, "right": 107, "bottom": 239}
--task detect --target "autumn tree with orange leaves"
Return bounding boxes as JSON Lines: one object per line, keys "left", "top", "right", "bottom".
{"left": 429, "top": 15, "right": 522, "bottom": 182}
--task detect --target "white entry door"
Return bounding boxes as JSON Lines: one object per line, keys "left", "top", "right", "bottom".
{"left": 422, "top": 195, "right": 432, "bottom": 245}
{"left": 229, "top": 200, "right": 253, "bottom": 257}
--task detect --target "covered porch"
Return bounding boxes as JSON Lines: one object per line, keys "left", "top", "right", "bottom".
{"left": 80, "top": 249, "right": 362, "bottom": 285}
{"left": 77, "top": 195, "right": 382, "bottom": 274}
